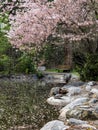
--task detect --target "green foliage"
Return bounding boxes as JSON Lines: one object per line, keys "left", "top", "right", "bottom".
{"left": 96, "top": 14, "right": 98, "bottom": 20}
{"left": 0, "top": 31, "right": 11, "bottom": 53}
{"left": 0, "top": 31, "right": 36, "bottom": 75}
{"left": 0, "top": 31, "right": 12, "bottom": 75}
{"left": 46, "top": 68, "right": 59, "bottom": 73}
{"left": 82, "top": 54, "right": 98, "bottom": 81}
{"left": 0, "top": 55, "right": 12, "bottom": 74}
{"left": 0, "top": 13, "right": 37, "bottom": 75}
{"left": 75, "top": 53, "right": 98, "bottom": 81}
{"left": 0, "top": 13, "right": 10, "bottom": 31}
{"left": 36, "top": 71, "right": 44, "bottom": 79}
{"left": 46, "top": 68, "right": 67, "bottom": 73}
{"left": 40, "top": 44, "right": 65, "bottom": 68}
{"left": 15, "top": 53, "right": 36, "bottom": 74}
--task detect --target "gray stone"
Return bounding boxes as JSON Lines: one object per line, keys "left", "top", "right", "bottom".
{"left": 63, "top": 73, "right": 71, "bottom": 83}
{"left": 80, "top": 124, "right": 96, "bottom": 130}
{"left": 68, "top": 81, "right": 85, "bottom": 87}
{"left": 61, "top": 85, "right": 76, "bottom": 90}
{"left": 38, "top": 66, "right": 46, "bottom": 71}
{"left": 46, "top": 75, "right": 54, "bottom": 80}
{"left": 59, "top": 97, "right": 89, "bottom": 121}
{"left": 47, "top": 96, "right": 74, "bottom": 106}
{"left": 85, "top": 85, "right": 92, "bottom": 91}
{"left": 60, "top": 86, "right": 81, "bottom": 96}
{"left": 85, "top": 81, "right": 96, "bottom": 91}
{"left": 60, "top": 97, "right": 89, "bottom": 113}
{"left": 40, "top": 120, "right": 69, "bottom": 130}
{"left": 87, "top": 81, "right": 96, "bottom": 86}
{"left": 90, "top": 88, "right": 98, "bottom": 96}
{"left": 68, "top": 118, "right": 87, "bottom": 125}
{"left": 89, "top": 98, "right": 98, "bottom": 104}
{"left": 67, "top": 87, "right": 82, "bottom": 96}
{"left": 54, "top": 94, "right": 63, "bottom": 99}
{"left": 59, "top": 88, "right": 68, "bottom": 95}
{"left": 49, "top": 87, "right": 60, "bottom": 96}
{"left": 66, "top": 106, "right": 98, "bottom": 120}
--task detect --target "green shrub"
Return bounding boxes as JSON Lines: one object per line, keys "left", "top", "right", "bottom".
{"left": 15, "top": 53, "right": 36, "bottom": 74}
{"left": 0, "top": 55, "right": 12, "bottom": 74}
{"left": 75, "top": 54, "right": 98, "bottom": 81}
{"left": 0, "top": 31, "right": 37, "bottom": 75}
{"left": 36, "top": 71, "right": 44, "bottom": 79}
{"left": 0, "top": 31, "right": 11, "bottom": 53}
{"left": 39, "top": 44, "right": 65, "bottom": 68}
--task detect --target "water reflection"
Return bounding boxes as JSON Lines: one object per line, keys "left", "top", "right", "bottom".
{"left": 0, "top": 79, "right": 59, "bottom": 130}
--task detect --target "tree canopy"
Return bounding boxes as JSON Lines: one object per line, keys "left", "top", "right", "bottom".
{"left": 0, "top": 0, "right": 98, "bottom": 51}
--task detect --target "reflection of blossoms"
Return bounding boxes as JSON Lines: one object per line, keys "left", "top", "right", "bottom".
{"left": 1, "top": 0, "right": 98, "bottom": 50}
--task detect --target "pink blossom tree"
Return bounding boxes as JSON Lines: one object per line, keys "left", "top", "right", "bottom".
{"left": 1, "top": 0, "right": 98, "bottom": 51}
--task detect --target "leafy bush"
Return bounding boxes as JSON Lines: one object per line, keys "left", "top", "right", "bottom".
{"left": 39, "top": 44, "right": 65, "bottom": 68}
{"left": 0, "top": 55, "right": 12, "bottom": 74}
{"left": 0, "top": 31, "right": 13, "bottom": 75}
{"left": 15, "top": 53, "right": 36, "bottom": 74}
{"left": 0, "top": 31, "right": 36, "bottom": 75}
{"left": 0, "top": 31, "right": 11, "bottom": 53}
{"left": 74, "top": 53, "right": 98, "bottom": 81}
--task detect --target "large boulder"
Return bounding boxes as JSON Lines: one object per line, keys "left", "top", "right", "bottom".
{"left": 59, "top": 97, "right": 89, "bottom": 121}
{"left": 67, "top": 87, "right": 82, "bottom": 96}
{"left": 66, "top": 106, "right": 98, "bottom": 120}
{"left": 40, "top": 120, "right": 69, "bottom": 130}
{"left": 47, "top": 96, "right": 74, "bottom": 106}
{"left": 60, "top": 86, "right": 82, "bottom": 96}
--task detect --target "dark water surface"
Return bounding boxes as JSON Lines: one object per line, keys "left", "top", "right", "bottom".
{"left": 0, "top": 79, "right": 59, "bottom": 130}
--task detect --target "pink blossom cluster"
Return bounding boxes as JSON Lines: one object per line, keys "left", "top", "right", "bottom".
{"left": 1, "top": 0, "right": 98, "bottom": 50}
{"left": 6, "top": 0, "right": 60, "bottom": 50}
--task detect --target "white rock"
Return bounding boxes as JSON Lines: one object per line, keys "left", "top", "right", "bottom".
{"left": 60, "top": 97, "right": 88, "bottom": 113}
{"left": 38, "top": 66, "right": 46, "bottom": 71}
{"left": 68, "top": 81, "right": 85, "bottom": 87}
{"left": 68, "top": 118, "right": 87, "bottom": 125}
{"left": 67, "top": 87, "right": 82, "bottom": 96}
{"left": 80, "top": 124, "right": 96, "bottom": 130}
{"left": 59, "top": 97, "right": 88, "bottom": 121}
{"left": 85, "top": 81, "right": 96, "bottom": 91}
{"left": 40, "top": 120, "right": 69, "bottom": 130}
{"left": 90, "top": 88, "right": 98, "bottom": 95}
{"left": 86, "top": 85, "right": 92, "bottom": 91}
{"left": 87, "top": 81, "right": 96, "bottom": 86}
{"left": 47, "top": 96, "right": 73, "bottom": 106}
{"left": 62, "top": 85, "right": 76, "bottom": 89}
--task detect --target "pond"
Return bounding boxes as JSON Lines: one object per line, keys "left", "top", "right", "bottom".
{"left": 0, "top": 78, "right": 59, "bottom": 130}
